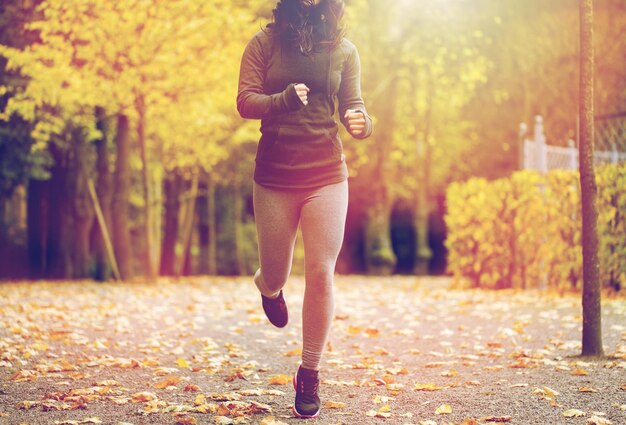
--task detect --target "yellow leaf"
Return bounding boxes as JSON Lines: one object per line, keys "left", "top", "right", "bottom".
{"left": 586, "top": 416, "right": 613, "bottom": 425}
{"left": 571, "top": 368, "right": 589, "bottom": 376}
{"left": 155, "top": 375, "right": 181, "bottom": 389}
{"left": 195, "top": 404, "right": 216, "bottom": 414}
{"left": 323, "top": 401, "right": 346, "bottom": 409}
{"left": 283, "top": 348, "right": 302, "bottom": 357}
{"left": 414, "top": 382, "right": 443, "bottom": 391}
{"left": 268, "top": 374, "right": 292, "bottom": 385}
{"left": 562, "top": 409, "right": 586, "bottom": 417}
{"left": 176, "top": 358, "right": 191, "bottom": 369}
{"left": 96, "top": 380, "right": 120, "bottom": 387}
{"left": 435, "top": 404, "right": 452, "bottom": 414}
{"left": 16, "top": 400, "right": 39, "bottom": 410}
{"left": 194, "top": 394, "right": 206, "bottom": 406}
{"left": 366, "top": 409, "right": 391, "bottom": 418}
{"left": 346, "top": 325, "right": 362, "bottom": 334}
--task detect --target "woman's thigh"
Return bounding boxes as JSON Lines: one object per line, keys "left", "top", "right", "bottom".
{"left": 253, "top": 182, "right": 302, "bottom": 284}
{"left": 299, "top": 179, "right": 349, "bottom": 274}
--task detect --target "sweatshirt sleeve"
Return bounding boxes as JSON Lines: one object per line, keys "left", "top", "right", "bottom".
{"left": 237, "top": 33, "right": 305, "bottom": 119}
{"left": 338, "top": 43, "right": 373, "bottom": 139}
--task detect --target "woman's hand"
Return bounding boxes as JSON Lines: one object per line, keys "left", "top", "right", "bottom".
{"left": 294, "top": 83, "right": 310, "bottom": 106}
{"left": 344, "top": 109, "right": 366, "bottom": 137}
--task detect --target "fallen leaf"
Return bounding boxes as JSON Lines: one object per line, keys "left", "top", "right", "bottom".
{"left": 174, "top": 415, "right": 197, "bottom": 425}
{"left": 571, "top": 367, "right": 589, "bottom": 376}
{"left": 155, "top": 375, "right": 181, "bottom": 389}
{"left": 95, "top": 380, "right": 119, "bottom": 387}
{"left": 365, "top": 328, "right": 380, "bottom": 337}
{"left": 260, "top": 417, "right": 289, "bottom": 425}
{"left": 53, "top": 418, "right": 102, "bottom": 425}
{"left": 480, "top": 416, "right": 512, "bottom": 422}
{"left": 324, "top": 401, "right": 346, "bottom": 409}
{"left": 563, "top": 409, "right": 586, "bottom": 417}
{"left": 131, "top": 392, "right": 157, "bottom": 402}
{"left": 283, "top": 348, "right": 302, "bottom": 357}
{"left": 435, "top": 404, "right": 452, "bottom": 414}
{"left": 366, "top": 409, "right": 391, "bottom": 418}
{"left": 268, "top": 374, "right": 291, "bottom": 385}
{"left": 414, "top": 382, "right": 443, "bottom": 391}
{"left": 16, "top": 400, "right": 39, "bottom": 410}
{"left": 586, "top": 416, "right": 613, "bottom": 425}
{"left": 176, "top": 358, "right": 191, "bottom": 369}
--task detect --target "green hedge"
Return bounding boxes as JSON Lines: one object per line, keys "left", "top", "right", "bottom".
{"left": 445, "top": 164, "right": 626, "bottom": 290}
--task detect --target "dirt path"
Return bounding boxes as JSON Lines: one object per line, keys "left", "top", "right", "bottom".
{"left": 0, "top": 276, "right": 624, "bottom": 425}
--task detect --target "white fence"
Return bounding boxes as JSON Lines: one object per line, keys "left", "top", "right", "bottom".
{"left": 521, "top": 115, "right": 626, "bottom": 172}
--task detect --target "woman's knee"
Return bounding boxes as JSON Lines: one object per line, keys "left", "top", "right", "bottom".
{"left": 258, "top": 269, "right": 290, "bottom": 292}
{"left": 305, "top": 263, "right": 334, "bottom": 290}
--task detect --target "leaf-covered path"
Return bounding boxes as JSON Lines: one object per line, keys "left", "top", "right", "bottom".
{"left": 0, "top": 276, "right": 625, "bottom": 425}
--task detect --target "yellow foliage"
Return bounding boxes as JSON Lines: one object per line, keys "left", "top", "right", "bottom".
{"left": 446, "top": 164, "right": 626, "bottom": 290}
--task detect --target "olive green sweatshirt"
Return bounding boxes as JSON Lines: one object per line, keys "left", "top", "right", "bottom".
{"left": 237, "top": 28, "right": 373, "bottom": 189}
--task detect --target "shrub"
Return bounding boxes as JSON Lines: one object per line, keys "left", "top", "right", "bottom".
{"left": 445, "top": 164, "right": 625, "bottom": 290}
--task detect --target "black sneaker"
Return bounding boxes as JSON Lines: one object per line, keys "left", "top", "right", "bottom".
{"left": 292, "top": 366, "right": 321, "bottom": 418}
{"left": 261, "top": 290, "right": 288, "bottom": 328}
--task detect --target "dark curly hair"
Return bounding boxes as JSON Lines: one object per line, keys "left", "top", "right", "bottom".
{"left": 266, "top": 0, "right": 346, "bottom": 55}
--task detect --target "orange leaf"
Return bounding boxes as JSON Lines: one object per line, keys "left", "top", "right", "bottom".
{"left": 365, "top": 328, "right": 380, "bottom": 337}
{"left": 131, "top": 392, "right": 157, "bottom": 402}
{"left": 174, "top": 415, "right": 197, "bottom": 425}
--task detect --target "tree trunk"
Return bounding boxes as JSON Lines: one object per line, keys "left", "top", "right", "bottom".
{"left": 136, "top": 93, "right": 156, "bottom": 280}
{"left": 197, "top": 169, "right": 210, "bottom": 275}
{"left": 72, "top": 128, "right": 95, "bottom": 278}
{"left": 93, "top": 106, "right": 114, "bottom": 281}
{"left": 233, "top": 177, "right": 245, "bottom": 276}
{"left": 27, "top": 178, "right": 48, "bottom": 278}
{"left": 176, "top": 169, "right": 199, "bottom": 277}
{"left": 413, "top": 65, "right": 434, "bottom": 276}
{"left": 160, "top": 171, "right": 182, "bottom": 276}
{"left": 207, "top": 173, "right": 217, "bottom": 274}
{"left": 112, "top": 113, "right": 132, "bottom": 280}
{"left": 47, "top": 143, "right": 72, "bottom": 279}
{"left": 579, "top": 0, "right": 603, "bottom": 357}
{"left": 198, "top": 171, "right": 217, "bottom": 275}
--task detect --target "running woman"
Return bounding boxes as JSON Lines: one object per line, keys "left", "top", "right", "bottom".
{"left": 236, "top": 0, "right": 373, "bottom": 418}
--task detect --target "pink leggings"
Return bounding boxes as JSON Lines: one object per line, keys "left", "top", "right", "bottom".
{"left": 252, "top": 179, "right": 349, "bottom": 370}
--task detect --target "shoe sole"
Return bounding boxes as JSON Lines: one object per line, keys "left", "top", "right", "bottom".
{"left": 292, "top": 373, "right": 320, "bottom": 418}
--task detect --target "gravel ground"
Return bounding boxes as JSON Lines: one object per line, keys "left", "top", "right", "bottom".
{"left": 0, "top": 276, "right": 624, "bottom": 425}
